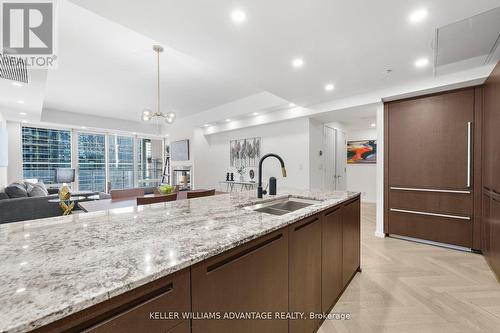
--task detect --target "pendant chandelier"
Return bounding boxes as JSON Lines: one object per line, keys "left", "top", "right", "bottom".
{"left": 142, "top": 45, "right": 176, "bottom": 124}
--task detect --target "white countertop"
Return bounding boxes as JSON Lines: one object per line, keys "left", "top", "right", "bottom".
{"left": 0, "top": 188, "right": 359, "bottom": 333}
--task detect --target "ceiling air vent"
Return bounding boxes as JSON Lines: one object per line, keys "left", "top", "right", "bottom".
{"left": 0, "top": 53, "right": 29, "bottom": 83}
{"left": 434, "top": 7, "right": 500, "bottom": 74}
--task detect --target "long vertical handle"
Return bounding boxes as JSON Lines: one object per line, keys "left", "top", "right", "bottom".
{"left": 467, "top": 121, "right": 472, "bottom": 188}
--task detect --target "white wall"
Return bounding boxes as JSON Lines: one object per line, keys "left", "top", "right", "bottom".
{"left": 346, "top": 128, "right": 377, "bottom": 203}
{"left": 309, "top": 119, "right": 324, "bottom": 190}
{"left": 193, "top": 117, "right": 310, "bottom": 190}
{"left": 7, "top": 121, "right": 22, "bottom": 183}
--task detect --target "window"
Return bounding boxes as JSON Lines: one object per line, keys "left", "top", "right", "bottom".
{"left": 78, "top": 133, "right": 106, "bottom": 192}
{"left": 108, "top": 135, "right": 134, "bottom": 190}
{"left": 137, "top": 138, "right": 163, "bottom": 187}
{"left": 22, "top": 126, "right": 71, "bottom": 183}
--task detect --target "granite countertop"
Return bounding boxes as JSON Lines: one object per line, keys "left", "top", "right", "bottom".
{"left": 0, "top": 188, "right": 359, "bottom": 333}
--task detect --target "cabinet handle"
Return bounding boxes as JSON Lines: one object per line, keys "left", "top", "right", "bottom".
{"left": 294, "top": 217, "right": 319, "bottom": 231}
{"left": 86, "top": 282, "right": 174, "bottom": 330}
{"left": 390, "top": 208, "right": 470, "bottom": 221}
{"left": 390, "top": 187, "right": 471, "bottom": 194}
{"left": 344, "top": 198, "right": 359, "bottom": 207}
{"left": 467, "top": 121, "right": 472, "bottom": 188}
{"left": 325, "top": 207, "right": 340, "bottom": 217}
{"left": 206, "top": 234, "right": 283, "bottom": 273}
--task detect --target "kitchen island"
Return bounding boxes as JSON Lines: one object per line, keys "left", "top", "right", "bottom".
{"left": 0, "top": 189, "right": 360, "bottom": 333}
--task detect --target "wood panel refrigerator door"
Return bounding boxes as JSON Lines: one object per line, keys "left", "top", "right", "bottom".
{"left": 484, "top": 65, "right": 500, "bottom": 195}
{"left": 388, "top": 89, "right": 474, "bottom": 190}
{"left": 335, "top": 130, "right": 347, "bottom": 190}
{"left": 323, "top": 126, "right": 336, "bottom": 191}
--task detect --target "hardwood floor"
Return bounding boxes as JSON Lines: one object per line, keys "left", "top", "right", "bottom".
{"left": 318, "top": 203, "right": 500, "bottom": 333}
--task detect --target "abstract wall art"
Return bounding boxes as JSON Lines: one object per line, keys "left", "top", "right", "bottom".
{"left": 347, "top": 140, "right": 377, "bottom": 164}
{"left": 230, "top": 137, "right": 261, "bottom": 167}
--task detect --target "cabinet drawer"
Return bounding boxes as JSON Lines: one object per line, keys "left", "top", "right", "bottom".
{"left": 86, "top": 269, "right": 190, "bottom": 333}
{"left": 389, "top": 210, "right": 472, "bottom": 247}
{"left": 34, "top": 269, "right": 191, "bottom": 333}
{"left": 289, "top": 214, "right": 322, "bottom": 333}
{"left": 192, "top": 228, "right": 289, "bottom": 333}
{"left": 389, "top": 189, "right": 472, "bottom": 215}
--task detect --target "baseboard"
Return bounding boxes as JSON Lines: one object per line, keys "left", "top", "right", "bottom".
{"left": 361, "top": 199, "right": 376, "bottom": 204}
{"left": 374, "top": 231, "right": 386, "bottom": 238}
{"left": 388, "top": 234, "right": 472, "bottom": 252}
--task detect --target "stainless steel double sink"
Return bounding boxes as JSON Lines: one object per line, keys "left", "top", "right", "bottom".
{"left": 244, "top": 197, "right": 322, "bottom": 216}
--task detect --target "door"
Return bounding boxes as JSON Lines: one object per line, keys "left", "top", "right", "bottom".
{"left": 323, "top": 126, "right": 347, "bottom": 191}
{"left": 323, "top": 126, "right": 336, "bottom": 191}
{"left": 335, "top": 130, "right": 347, "bottom": 190}
{"left": 289, "top": 214, "right": 322, "bottom": 333}
{"left": 387, "top": 89, "right": 474, "bottom": 190}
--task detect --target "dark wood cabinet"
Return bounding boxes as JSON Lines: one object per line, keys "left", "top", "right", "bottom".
{"left": 483, "top": 61, "right": 500, "bottom": 280}
{"left": 387, "top": 89, "right": 474, "bottom": 189}
{"left": 33, "top": 269, "right": 191, "bottom": 333}
{"left": 385, "top": 87, "right": 481, "bottom": 249}
{"left": 167, "top": 320, "right": 191, "bottom": 333}
{"left": 191, "top": 228, "right": 289, "bottom": 333}
{"left": 289, "top": 214, "right": 322, "bottom": 333}
{"left": 34, "top": 197, "right": 362, "bottom": 333}
{"left": 321, "top": 205, "right": 343, "bottom": 313}
{"left": 342, "top": 198, "right": 361, "bottom": 287}
{"left": 490, "top": 197, "right": 500, "bottom": 278}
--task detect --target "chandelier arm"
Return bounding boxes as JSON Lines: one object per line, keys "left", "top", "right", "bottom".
{"left": 157, "top": 47, "right": 160, "bottom": 117}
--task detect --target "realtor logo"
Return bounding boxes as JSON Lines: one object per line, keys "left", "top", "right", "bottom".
{"left": 1, "top": 0, "right": 57, "bottom": 69}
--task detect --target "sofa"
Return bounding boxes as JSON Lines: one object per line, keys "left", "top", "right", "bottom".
{"left": 0, "top": 194, "right": 63, "bottom": 224}
{"left": 0, "top": 181, "right": 104, "bottom": 224}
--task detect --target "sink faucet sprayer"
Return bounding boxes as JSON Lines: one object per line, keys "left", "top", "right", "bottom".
{"left": 257, "top": 153, "right": 287, "bottom": 198}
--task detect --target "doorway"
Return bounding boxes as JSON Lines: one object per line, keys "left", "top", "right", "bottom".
{"left": 323, "top": 125, "right": 347, "bottom": 191}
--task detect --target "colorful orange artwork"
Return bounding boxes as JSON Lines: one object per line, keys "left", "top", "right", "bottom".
{"left": 347, "top": 140, "right": 377, "bottom": 164}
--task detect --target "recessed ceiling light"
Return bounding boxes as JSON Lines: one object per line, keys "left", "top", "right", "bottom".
{"left": 231, "top": 10, "right": 246, "bottom": 23}
{"left": 370, "top": 123, "right": 376, "bottom": 128}
{"left": 292, "top": 58, "right": 304, "bottom": 68}
{"left": 203, "top": 124, "right": 210, "bottom": 127}
{"left": 252, "top": 112, "right": 259, "bottom": 116}
{"left": 12, "top": 82, "right": 23, "bottom": 87}
{"left": 415, "top": 57, "right": 429, "bottom": 68}
{"left": 16, "top": 100, "right": 25, "bottom": 104}
{"left": 21, "top": 120, "right": 27, "bottom": 123}
{"left": 81, "top": 126, "right": 87, "bottom": 129}
{"left": 324, "top": 83, "right": 335, "bottom": 92}
{"left": 289, "top": 103, "right": 296, "bottom": 107}
{"left": 409, "top": 8, "right": 428, "bottom": 23}
{"left": 19, "top": 112, "right": 27, "bottom": 116}
{"left": 225, "top": 119, "right": 231, "bottom": 122}
{"left": 132, "top": 132, "right": 137, "bottom": 135}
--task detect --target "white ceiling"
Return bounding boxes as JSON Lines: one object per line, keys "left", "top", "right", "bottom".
{"left": 1, "top": 0, "right": 500, "bottom": 129}
{"left": 313, "top": 103, "right": 377, "bottom": 131}
{"left": 70, "top": 0, "right": 500, "bottom": 109}
{"left": 42, "top": 0, "right": 259, "bottom": 121}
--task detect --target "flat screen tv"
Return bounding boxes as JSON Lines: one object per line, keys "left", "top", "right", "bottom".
{"left": 55, "top": 168, "right": 75, "bottom": 183}
{"left": 171, "top": 139, "right": 190, "bottom": 161}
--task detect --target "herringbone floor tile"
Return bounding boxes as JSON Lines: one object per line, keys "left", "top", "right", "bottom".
{"left": 318, "top": 203, "right": 500, "bottom": 333}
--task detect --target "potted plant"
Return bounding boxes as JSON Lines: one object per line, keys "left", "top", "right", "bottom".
{"left": 235, "top": 166, "right": 246, "bottom": 182}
